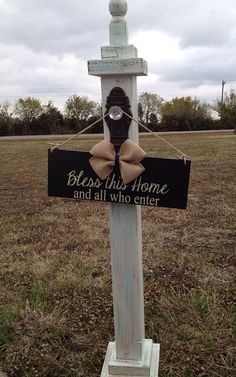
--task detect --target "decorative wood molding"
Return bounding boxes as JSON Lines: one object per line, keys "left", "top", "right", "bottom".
{"left": 88, "top": 58, "right": 148, "bottom": 76}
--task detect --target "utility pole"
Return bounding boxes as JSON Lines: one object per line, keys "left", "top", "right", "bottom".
{"left": 221, "top": 80, "right": 226, "bottom": 103}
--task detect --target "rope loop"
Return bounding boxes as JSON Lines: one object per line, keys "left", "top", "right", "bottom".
{"left": 48, "top": 109, "right": 188, "bottom": 161}
{"left": 122, "top": 110, "right": 188, "bottom": 161}
{"left": 48, "top": 114, "right": 108, "bottom": 151}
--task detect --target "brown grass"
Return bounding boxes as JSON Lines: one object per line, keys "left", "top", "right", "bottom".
{"left": 0, "top": 131, "right": 235, "bottom": 377}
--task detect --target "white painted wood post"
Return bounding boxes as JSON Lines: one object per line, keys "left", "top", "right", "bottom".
{"left": 88, "top": 1, "right": 159, "bottom": 376}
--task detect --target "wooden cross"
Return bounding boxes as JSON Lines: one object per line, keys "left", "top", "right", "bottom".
{"left": 88, "top": 1, "right": 160, "bottom": 376}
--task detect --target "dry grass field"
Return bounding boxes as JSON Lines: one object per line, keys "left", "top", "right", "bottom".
{"left": 0, "top": 131, "right": 235, "bottom": 377}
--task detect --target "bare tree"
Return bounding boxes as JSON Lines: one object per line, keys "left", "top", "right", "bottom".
{"left": 0, "top": 102, "right": 14, "bottom": 135}
{"left": 138, "top": 92, "right": 164, "bottom": 125}
{"left": 15, "top": 97, "right": 42, "bottom": 134}
{"left": 65, "top": 95, "right": 97, "bottom": 131}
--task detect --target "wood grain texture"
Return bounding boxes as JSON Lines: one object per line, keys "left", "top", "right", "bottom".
{"left": 101, "top": 73, "right": 145, "bottom": 361}
{"left": 109, "top": 339, "right": 153, "bottom": 375}
{"left": 109, "top": 203, "right": 145, "bottom": 360}
{"left": 88, "top": 58, "right": 148, "bottom": 77}
{"left": 101, "top": 45, "right": 138, "bottom": 59}
{"left": 101, "top": 342, "right": 160, "bottom": 377}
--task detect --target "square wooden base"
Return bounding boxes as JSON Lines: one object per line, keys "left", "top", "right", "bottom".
{"left": 101, "top": 340, "right": 160, "bottom": 377}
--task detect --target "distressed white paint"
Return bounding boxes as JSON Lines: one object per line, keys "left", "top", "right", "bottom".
{"left": 88, "top": 58, "right": 148, "bottom": 77}
{"left": 101, "top": 342, "right": 160, "bottom": 377}
{"left": 88, "top": 1, "right": 159, "bottom": 375}
{"left": 109, "top": 0, "right": 128, "bottom": 46}
{"left": 101, "top": 45, "right": 138, "bottom": 59}
{"left": 108, "top": 203, "right": 144, "bottom": 360}
{"left": 108, "top": 339, "right": 153, "bottom": 375}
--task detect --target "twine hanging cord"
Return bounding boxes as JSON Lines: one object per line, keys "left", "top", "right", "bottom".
{"left": 122, "top": 110, "right": 187, "bottom": 163}
{"left": 49, "top": 110, "right": 187, "bottom": 163}
{"left": 48, "top": 114, "right": 108, "bottom": 152}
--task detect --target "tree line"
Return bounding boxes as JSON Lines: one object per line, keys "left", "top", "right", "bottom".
{"left": 0, "top": 91, "right": 235, "bottom": 136}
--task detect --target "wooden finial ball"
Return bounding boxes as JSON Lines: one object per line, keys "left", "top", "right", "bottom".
{"left": 109, "top": 0, "right": 128, "bottom": 17}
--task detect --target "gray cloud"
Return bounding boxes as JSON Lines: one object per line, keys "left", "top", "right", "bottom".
{"left": 0, "top": 0, "right": 108, "bottom": 56}
{"left": 0, "top": 0, "right": 235, "bottom": 106}
{"left": 129, "top": 0, "right": 235, "bottom": 48}
{"left": 155, "top": 44, "right": 236, "bottom": 84}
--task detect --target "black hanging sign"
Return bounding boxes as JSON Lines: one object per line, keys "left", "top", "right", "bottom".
{"left": 48, "top": 148, "right": 191, "bottom": 209}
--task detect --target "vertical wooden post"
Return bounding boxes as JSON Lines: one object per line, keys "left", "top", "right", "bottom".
{"left": 88, "top": 1, "right": 159, "bottom": 376}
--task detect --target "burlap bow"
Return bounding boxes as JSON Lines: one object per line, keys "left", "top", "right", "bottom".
{"left": 89, "top": 139, "right": 146, "bottom": 184}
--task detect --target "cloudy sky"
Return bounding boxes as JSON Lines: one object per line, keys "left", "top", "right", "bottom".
{"left": 0, "top": 0, "right": 235, "bottom": 109}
